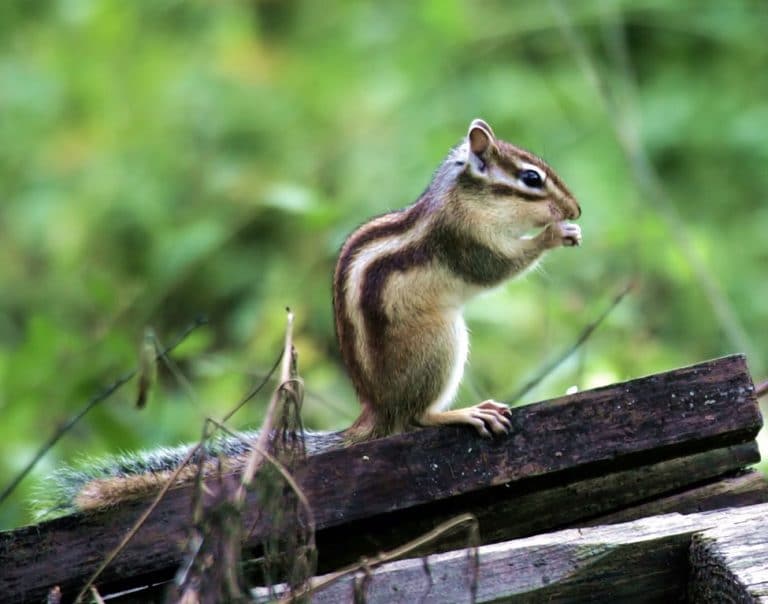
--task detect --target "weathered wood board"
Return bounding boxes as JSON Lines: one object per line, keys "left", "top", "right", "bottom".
{"left": 312, "top": 443, "right": 765, "bottom": 571}
{"left": 253, "top": 503, "right": 768, "bottom": 604}
{"left": 689, "top": 514, "right": 768, "bottom": 602}
{"left": 0, "top": 354, "right": 761, "bottom": 603}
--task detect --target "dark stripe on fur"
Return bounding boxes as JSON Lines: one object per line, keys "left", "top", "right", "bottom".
{"left": 333, "top": 201, "right": 431, "bottom": 405}
{"left": 360, "top": 243, "right": 432, "bottom": 345}
{"left": 488, "top": 183, "right": 543, "bottom": 201}
{"left": 495, "top": 141, "right": 577, "bottom": 208}
{"left": 431, "top": 223, "right": 513, "bottom": 285}
{"left": 456, "top": 171, "right": 541, "bottom": 202}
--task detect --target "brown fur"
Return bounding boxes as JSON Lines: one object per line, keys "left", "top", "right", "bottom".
{"left": 73, "top": 457, "right": 249, "bottom": 511}
{"left": 335, "top": 119, "right": 581, "bottom": 442}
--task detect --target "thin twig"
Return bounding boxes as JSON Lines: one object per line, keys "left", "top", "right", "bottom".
{"left": 73, "top": 324, "right": 285, "bottom": 601}
{"left": 0, "top": 316, "right": 208, "bottom": 508}
{"left": 549, "top": 1, "right": 758, "bottom": 366}
{"left": 506, "top": 281, "right": 633, "bottom": 403}
{"left": 282, "top": 513, "right": 479, "bottom": 603}
{"left": 204, "top": 417, "right": 316, "bottom": 540}
{"left": 224, "top": 351, "right": 284, "bottom": 424}
{"left": 755, "top": 379, "right": 768, "bottom": 399}
{"left": 153, "top": 330, "right": 200, "bottom": 410}
{"left": 74, "top": 441, "right": 204, "bottom": 603}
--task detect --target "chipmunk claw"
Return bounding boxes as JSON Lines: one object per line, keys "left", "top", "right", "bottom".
{"left": 419, "top": 400, "right": 512, "bottom": 438}
{"left": 469, "top": 400, "right": 512, "bottom": 436}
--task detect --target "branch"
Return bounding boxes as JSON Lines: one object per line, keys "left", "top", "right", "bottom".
{"left": 505, "top": 281, "right": 633, "bottom": 403}
{"left": 549, "top": 0, "right": 758, "bottom": 365}
{"left": 0, "top": 316, "right": 208, "bottom": 508}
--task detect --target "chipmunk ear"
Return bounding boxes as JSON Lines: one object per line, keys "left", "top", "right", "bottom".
{"left": 467, "top": 118, "right": 495, "bottom": 156}
{"left": 466, "top": 119, "right": 495, "bottom": 175}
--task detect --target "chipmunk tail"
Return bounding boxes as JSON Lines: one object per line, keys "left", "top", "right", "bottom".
{"left": 32, "top": 430, "right": 344, "bottom": 520}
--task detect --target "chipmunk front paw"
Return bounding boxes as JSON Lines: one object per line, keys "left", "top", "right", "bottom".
{"left": 540, "top": 221, "right": 582, "bottom": 249}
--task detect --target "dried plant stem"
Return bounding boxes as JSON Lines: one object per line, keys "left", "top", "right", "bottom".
{"left": 204, "top": 418, "right": 316, "bottom": 539}
{"left": 89, "top": 586, "right": 106, "bottom": 604}
{"left": 170, "top": 309, "right": 303, "bottom": 602}
{"left": 46, "top": 586, "right": 62, "bottom": 604}
{"left": 74, "top": 318, "right": 287, "bottom": 602}
{"left": 755, "top": 379, "right": 768, "bottom": 399}
{"left": 237, "top": 309, "right": 296, "bottom": 502}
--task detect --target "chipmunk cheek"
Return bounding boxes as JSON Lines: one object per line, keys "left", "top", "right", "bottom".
{"left": 548, "top": 201, "right": 565, "bottom": 220}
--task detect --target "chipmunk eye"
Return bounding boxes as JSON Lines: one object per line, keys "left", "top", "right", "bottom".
{"left": 519, "top": 169, "right": 544, "bottom": 189}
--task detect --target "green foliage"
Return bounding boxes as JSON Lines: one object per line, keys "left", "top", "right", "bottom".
{"left": 1, "top": 0, "right": 766, "bottom": 528}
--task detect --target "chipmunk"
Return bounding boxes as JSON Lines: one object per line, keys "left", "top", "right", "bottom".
{"left": 335, "top": 118, "right": 581, "bottom": 442}
{"left": 34, "top": 118, "right": 580, "bottom": 518}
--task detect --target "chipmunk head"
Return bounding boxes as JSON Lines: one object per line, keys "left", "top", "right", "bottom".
{"left": 447, "top": 118, "right": 580, "bottom": 236}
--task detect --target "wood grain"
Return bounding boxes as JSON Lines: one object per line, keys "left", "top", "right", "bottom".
{"left": 689, "top": 513, "right": 768, "bottom": 602}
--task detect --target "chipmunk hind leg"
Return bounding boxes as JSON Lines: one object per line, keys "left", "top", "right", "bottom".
{"left": 344, "top": 402, "right": 390, "bottom": 443}
{"left": 416, "top": 316, "right": 512, "bottom": 438}
{"left": 345, "top": 316, "right": 463, "bottom": 442}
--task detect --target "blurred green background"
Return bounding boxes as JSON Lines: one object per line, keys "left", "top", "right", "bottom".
{"left": 1, "top": 0, "right": 766, "bottom": 528}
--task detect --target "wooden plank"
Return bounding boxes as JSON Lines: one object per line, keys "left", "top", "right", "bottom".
{"left": 77, "top": 447, "right": 768, "bottom": 604}
{"left": 253, "top": 503, "right": 768, "bottom": 604}
{"left": 580, "top": 469, "right": 768, "bottom": 528}
{"left": 689, "top": 516, "right": 768, "bottom": 603}
{"left": 0, "top": 355, "right": 761, "bottom": 603}
{"left": 295, "top": 354, "right": 759, "bottom": 527}
{"left": 312, "top": 442, "right": 762, "bottom": 572}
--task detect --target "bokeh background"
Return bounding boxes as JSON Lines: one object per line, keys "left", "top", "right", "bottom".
{"left": 1, "top": 0, "right": 766, "bottom": 528}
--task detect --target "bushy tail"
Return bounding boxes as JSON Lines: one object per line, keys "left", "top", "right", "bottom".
{"left": 32, "top": 430, "right": 344, "bottom": 520}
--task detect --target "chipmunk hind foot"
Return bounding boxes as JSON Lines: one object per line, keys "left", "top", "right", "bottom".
{"left": 419, "top": 400, "right": 512, "bottom": 439}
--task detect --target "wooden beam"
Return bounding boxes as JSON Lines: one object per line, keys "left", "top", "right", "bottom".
{"left": 0, "top": 354, "right": 761, "bottom": 603}
{"left": 689, "top": 515, "right": 768, "bottom": 602}
{"left": 80, "top": 447, "right": 768, "bottom": 604}
{"left": 312, "top": 442, "right": 764, "bottom": 572}
{"left": 252, "top": 503, "right": 768, "bottom": 604}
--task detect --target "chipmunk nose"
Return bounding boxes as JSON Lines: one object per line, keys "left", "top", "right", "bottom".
{"left": 559, "top": 196, "right": 580, "bottom": 220}
{"left": 572, "top": 201, "right": 581, "bottom": 219}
